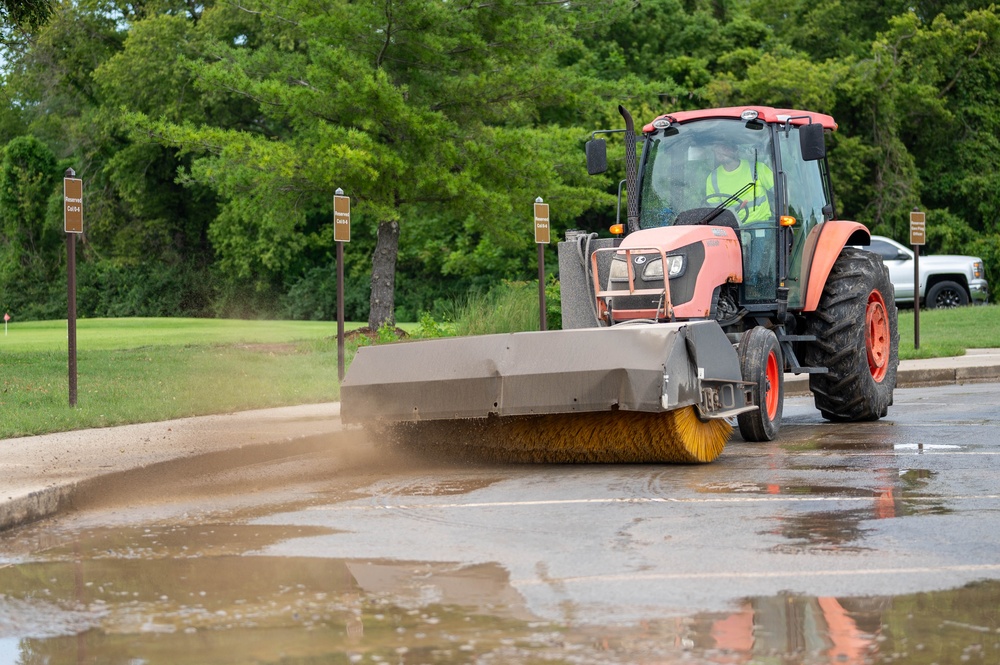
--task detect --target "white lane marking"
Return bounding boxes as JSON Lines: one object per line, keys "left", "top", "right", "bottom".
{"left": 738, "top": 451, "right": 1000, "bottom": 456}
{"left": 785, "top": 423, "right": 998, "bottom": 428}
{"left": 940, "top": 620, "right": 993, "bottom": 633}
{"left": 307, "top": 494, "right": 1000, "bottom": 512}
{"left": 513, "top": 564, "right": 1000, "bottom": 587}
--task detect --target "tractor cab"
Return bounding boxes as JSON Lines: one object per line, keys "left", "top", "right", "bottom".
{"left": 633, "top": 109, "right": 835, "bottom": 308}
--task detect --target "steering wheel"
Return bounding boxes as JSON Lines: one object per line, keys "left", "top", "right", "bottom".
{"left": 704, "top": 193, "right": 749, "bottom": 224}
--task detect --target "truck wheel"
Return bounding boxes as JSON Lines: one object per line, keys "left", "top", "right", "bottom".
{"left": 926, "top": 280, "right": 968, "bottom": 308}
{"left": 806, "top": 247, "right": 899, "bottom": 421}
{"left": 737, "top": 326, "right": 783, "bottom": 441}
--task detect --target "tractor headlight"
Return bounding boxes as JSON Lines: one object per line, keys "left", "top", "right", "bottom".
{"left": 643, "top": 254, "right": 685, "bottom": 280}
{"left": 609, "top": 254, "right": 685, "bottom": 282}
{"left": 609, "top": 257, "right": 629, "bottom": 282}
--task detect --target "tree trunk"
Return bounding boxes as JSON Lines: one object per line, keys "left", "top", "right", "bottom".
{"left": 368, "top": 219, "right": 400, "bottom": 329}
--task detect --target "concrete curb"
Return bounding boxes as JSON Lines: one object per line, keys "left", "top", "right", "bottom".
{"left": 1, "top": 485, "right": 75, "bottom": 534}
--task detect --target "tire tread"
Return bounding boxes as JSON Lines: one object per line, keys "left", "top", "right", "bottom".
{"left": 806, "top": 247, "right": 900, "bottom": 421}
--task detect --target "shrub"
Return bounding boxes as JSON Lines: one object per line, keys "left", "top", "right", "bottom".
{"left": 450, "top": 281, "right": 542, "bottom": 336}
{"left": 77, "top": 260, "right": 215, "bottom": 318}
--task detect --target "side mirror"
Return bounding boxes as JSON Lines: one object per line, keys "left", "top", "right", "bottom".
{"left": 586, "top": 138, "right": 607, "bottom": 175}
{"left": 799, "top": 122, "right": 826, "bottom": 161}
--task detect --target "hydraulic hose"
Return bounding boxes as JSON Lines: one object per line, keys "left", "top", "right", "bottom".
{"left": 574, "top": 231, "right": 605, "bottom": 326}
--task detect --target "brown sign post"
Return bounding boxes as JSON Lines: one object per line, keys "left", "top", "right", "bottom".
{"left": 909, "top": 210, "right": 926, "bottom": 246}
{"left": 64, "top": 169, "right": 83, "bottom": 406}
{"left": 334, "top": 192, "right": 351, "bottom": 243}
{"left": 334, "top": 189, "right": 351, "bottom": 381}
{"left": 534, "top": 198, "right": 550, "bottom": 331}
{"left": 64, "top": 176, "right": 83, "bottom": 233}
{"left": 910, "top": 208, "right": 926, "bottom": 350}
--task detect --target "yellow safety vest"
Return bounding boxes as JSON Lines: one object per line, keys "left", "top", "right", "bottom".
{"left": 706, "top": 160, "right": 774, "bottom": 224}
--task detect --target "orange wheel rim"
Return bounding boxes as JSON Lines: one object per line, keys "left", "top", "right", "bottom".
{"left": 866, "top": 290, "right": 889, "bottom": 382}
{"left": 765, "top": 349, "right": 780, "bottom": 420}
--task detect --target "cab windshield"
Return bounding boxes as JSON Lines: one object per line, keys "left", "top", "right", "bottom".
{"left": 637, "top": 118, "right": 775, "bottom": 230}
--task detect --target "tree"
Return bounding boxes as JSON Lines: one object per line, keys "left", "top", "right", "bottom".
{"left": 122, "top": 0, "right": 630, "bottom": 328}
{"left": 0, "top": 133, "right": 56, "bottom": 254}
{"left": 1, "top": 0, "right": 52, "bottom": 35}
{"left": 2, "top": 1, "right": 233, "bottom": 318}
{"left": 0, "top": 134, "right": 61, "bottom": 316}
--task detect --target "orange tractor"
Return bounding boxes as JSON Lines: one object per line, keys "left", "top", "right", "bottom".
{"left": 341, "top": 106, "right": 899, "bottom": 463}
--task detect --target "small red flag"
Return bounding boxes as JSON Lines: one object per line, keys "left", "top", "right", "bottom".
{"left": 3, "top": 313, "right": 9, "bottom": 322}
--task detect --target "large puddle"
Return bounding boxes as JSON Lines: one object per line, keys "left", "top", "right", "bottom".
{"left": 2, "top": 520, "right": 998, "bottom": 664}
{"left": 4, "top": 383, "right": 1000, "bottom": 664}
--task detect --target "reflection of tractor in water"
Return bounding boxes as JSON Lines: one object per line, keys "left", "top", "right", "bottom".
{"left": 342, "top": 106, "right": 899, "bottom": 464}
{"left": 708, "top": 594, "right": 887, "bottom": 664}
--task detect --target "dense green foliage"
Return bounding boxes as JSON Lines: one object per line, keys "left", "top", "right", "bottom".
{"left": 1, "top": 0, "right": 998, "bottom": 322}
{"left": 0, "top": 0, "right": 52, "bottom": 36}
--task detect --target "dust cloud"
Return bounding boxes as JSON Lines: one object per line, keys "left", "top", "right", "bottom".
{"left": 63, "top": 428, "right": 438, "bottom": 516}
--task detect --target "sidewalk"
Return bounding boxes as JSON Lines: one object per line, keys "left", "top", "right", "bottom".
{"left": 3, "top": 350, "right": 1000, "bottom": 533}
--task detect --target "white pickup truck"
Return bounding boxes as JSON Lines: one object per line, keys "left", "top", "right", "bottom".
{"left": 863, "top": 235, "right": 989, "bottom": 308}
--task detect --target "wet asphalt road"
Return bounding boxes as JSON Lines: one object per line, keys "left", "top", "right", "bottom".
{"left": 2, "top": 382, "right": 1000, "bottom": 664}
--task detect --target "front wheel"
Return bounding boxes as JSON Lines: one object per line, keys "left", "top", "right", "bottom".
{"left": 806, "top": 247, "right": 899, "bottom": 421}
{"left": 737, "top": 326, "right": 783, "bottom": 441}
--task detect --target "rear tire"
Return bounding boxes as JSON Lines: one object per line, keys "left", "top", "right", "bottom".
{"left": 806, "top": 247, "right": 899, "bottom": 421}
{"left": 737, "top": 326, "right": 783, "bottom": 441}
{"left": 926, "top": 280, "right": 968, "bottom": 308}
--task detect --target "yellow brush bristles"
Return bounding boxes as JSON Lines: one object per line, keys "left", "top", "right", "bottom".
{"left": 385, "top": 406, "right": 733, "bottom": 464}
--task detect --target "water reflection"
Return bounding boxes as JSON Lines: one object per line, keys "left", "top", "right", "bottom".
{"left": 2, "top": 536, "right": 999, "bottom": 665}
{"left": 699, "top": 465, "right": 951, "bottom": 555}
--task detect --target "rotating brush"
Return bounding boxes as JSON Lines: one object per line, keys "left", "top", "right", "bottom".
{"left": 386, "top": 406, "right": 732, "bottom": 464}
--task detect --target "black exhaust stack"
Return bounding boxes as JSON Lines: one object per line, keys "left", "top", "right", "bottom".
{"left": 619, "top": 105, "right": 640, "bottom": 234}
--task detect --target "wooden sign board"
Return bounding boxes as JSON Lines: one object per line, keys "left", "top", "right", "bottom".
{"left": 334, "top": 194, "right": 351, "bottom": 242}
{"left": 534, "top": 202, "right": 550, "bottom": 244}
{"left": 910, "top": 210, "right": 926, "bottom": 246}
{"left": 64, "top": 177, "right": 83, "bottom": 233}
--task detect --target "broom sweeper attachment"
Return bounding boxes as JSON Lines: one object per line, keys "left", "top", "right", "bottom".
{"left": 340, "top": 320, "right": 754, "bottom": 463}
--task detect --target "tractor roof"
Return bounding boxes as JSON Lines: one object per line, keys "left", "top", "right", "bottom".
{"left": 643, "top": 106, "right": 838, "bottom": 133}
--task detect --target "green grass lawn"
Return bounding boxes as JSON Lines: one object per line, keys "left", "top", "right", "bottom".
{"left": 0, "top": 317, "right": 340, "bottom": 352}
{"left": 0, "top": 318, "right": 372, "bottom": 439}
{"left": 896, "top": 304, "right": 1000, "bottom": 359}
{"left": 1, "top": 306, "right": 997, "bottom": 439}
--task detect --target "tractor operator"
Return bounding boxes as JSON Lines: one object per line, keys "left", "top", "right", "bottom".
{"left": 707, "top": 143, "right": 774, "bottom": 225}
